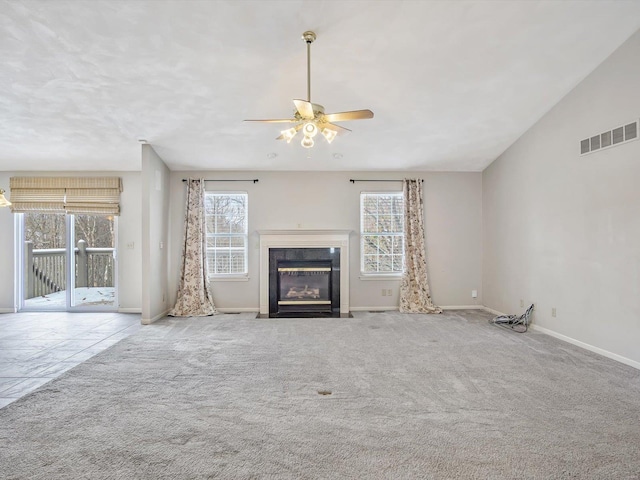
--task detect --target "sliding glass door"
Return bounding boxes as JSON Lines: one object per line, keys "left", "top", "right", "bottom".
{"left": 21, "top": 213, "right": 68, "bottom": 310}
{"left": 19, "top": 213, "right": 118, "bottom": 311}
{"left": 71, "top": 214, "right": 117, "bottom": 309}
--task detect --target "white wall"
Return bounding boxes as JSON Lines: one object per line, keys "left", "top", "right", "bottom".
{"left": 116, "top": 172, "right": 143, "bottom": 311}
{"left": 0, "top": 172, "right": 15, "bottom": 311}
{"left": 141, "top": 145, "right": 171, "bottom": 323}
{"left": 0, "top": 171, "right": 142, "bottom": 312}
{"left": 167, "top": 170, "right": 483, "bottom": 311}
{"left": 483, "top": 30, "right": 640, "bottom": 366}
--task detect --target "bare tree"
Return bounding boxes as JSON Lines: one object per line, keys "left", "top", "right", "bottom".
{"left": 205, "top": 194, "right": 247, "bottom": 274}
{"left": 24, "top": 213, "right": 116, "bottom": 291}
{"left": 361, "top": 193, "right": 404, "bottom": 273}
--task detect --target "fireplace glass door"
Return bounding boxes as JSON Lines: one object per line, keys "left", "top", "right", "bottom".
{"left": 277, "top": 261, "right": 332, "bottom": 313}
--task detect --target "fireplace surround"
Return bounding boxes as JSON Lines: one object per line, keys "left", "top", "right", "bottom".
{"left": 258, "top": 230, "right": 350, "bottom": 317}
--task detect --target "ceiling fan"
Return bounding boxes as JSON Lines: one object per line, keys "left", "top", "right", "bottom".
{"left": 244, "top": 31, "right": 374, "bottom": 148}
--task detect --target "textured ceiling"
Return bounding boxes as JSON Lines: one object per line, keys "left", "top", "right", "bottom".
{"left": 1, "top": 0, "right": 639, "bottom": 172}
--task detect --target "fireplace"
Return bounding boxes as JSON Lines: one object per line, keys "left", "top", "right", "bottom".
{"left": 259, "top": 230, "right": 351, "bottom": 317}
{"left": 269, "top": 248, "right": 340, "bottom": 317}
{"left": 278, "top": 262, "right": 331, "bottom": 309}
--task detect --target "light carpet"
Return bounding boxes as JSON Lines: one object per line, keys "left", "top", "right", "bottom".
{"left": 1, "top": 310, "right": 640, "bottom": 479}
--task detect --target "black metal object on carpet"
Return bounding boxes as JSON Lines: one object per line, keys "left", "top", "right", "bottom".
{"left": 491, "top": 304, "right": 534, "bottom": 333}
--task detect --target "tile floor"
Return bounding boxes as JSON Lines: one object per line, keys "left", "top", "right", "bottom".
{"left": 0, "top": 311, "right": 141, "bottom": 409}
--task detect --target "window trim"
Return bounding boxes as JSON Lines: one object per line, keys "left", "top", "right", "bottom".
{"left": 204, "top": 191, "right": 249, "bottom": 278}
{"left": 359, "top": 191, "right": 404, "bottom": 276}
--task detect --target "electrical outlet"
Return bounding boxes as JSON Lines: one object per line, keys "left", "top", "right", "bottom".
{"left": 387, "top": 289, "right": 392, "bottom": 296}
{"left": 471, "top": 290, "right": 477, "bottom": 298}
{"left": 381, "top": 289, "right": 386, "bottom": 297}
{"left": 552, "top": 307, "right": 557, "bottom": 317}
{"left": 520, "top": 299, "right": 524, "bottom": 308}
{"left": 126, "top": 242, "right": 134, "bottom": 249}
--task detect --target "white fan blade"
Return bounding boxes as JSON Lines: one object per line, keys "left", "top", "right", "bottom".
{"left": 244, "top": 119, "right": 298, "bottom": 123}
{"left": 293, "top": 99, "right": 315, "bottom": 120}
{"left": 323, "top": 110, "right": 374, "bottom": 122}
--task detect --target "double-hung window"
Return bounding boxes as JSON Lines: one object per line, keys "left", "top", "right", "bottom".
{"left": 204, "top": 192, "right": 248, "bottom": 277}
{"left": 360, "top": 192, "right": 404, "bottom": 274}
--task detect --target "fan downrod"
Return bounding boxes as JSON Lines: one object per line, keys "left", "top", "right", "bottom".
{"left": 301, "top": 31, "right": 316, "bottom": 102}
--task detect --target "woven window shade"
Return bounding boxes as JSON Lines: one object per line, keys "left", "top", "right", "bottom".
{"left": 9, "top": 177, "right": 123, "bottom": 215}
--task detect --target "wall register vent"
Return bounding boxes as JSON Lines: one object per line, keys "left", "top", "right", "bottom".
{"left": 581, "top": 120, "right": 638, "bottom": 155}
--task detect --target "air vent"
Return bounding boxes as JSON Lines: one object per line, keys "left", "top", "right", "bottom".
{"left": 580, "top": 119, "right": 639, "bottom": 155}
{"left": 580, "top": 139, "right": 590, "bottom": 154}
{"left": 613, "top": 127, "right": 624, "bottom": 144}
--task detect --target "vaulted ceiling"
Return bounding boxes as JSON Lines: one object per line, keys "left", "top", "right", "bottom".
{"left": 1, "top": 0, "right": 639, "bottom": 172}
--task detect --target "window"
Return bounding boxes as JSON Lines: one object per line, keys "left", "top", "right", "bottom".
{"left": 360, "top": 192, "right": 404, "bottom": 274}
{"left": 204, "top": 192, "right": 248, "bottom": 276}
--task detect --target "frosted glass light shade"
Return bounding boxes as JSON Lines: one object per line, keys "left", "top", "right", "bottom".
{"left": 301, "top": 136, "right": 314, "bottom": 148}
{"left": 321, "top": 128, "right": 337, "bottom": 144}
{"left": 302, "top": 122, "right": 318, "bottom": 138}
{"left": 281, "top": 127, "right": 298, "bottom": 143}
{"left": 0, "top": 189, "right": 11, "bottom": 207}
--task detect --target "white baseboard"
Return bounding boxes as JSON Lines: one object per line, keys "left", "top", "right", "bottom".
{"left": 216, "top": 307, "right": 260, "bottom": 313}
{"left": 350, "top": 306, "right": 399, "bottom": 312}
{"left": 118, "top": 308, "right": 142, "bottom": 314}
{"left": 530, "top": 324, "right": 640, "bottom": 371}
{"left": 141, "top": 309, "right": 170, "bottom": 325}
{"left": 351, "top": 305, "right": 484, "bottom": 312}
{"left": 0, "top": 308, "right": 16, "bottom": 314}
{"left": 441, "top": 305, "right": 484, "bottom": 310}
{"left": 482, "top": 306, "right": 507, "bottom": 316}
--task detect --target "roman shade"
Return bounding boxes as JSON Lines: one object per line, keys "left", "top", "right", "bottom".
{"left": 9, "top": 177, "right": 123, "bottom": 215}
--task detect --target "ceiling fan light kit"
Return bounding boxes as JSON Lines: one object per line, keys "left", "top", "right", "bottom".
{"left": 245, "top": 31, "right": 373, "bottom": 149}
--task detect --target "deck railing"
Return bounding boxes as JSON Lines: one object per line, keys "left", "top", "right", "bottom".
{"left": 24, "top": 240, "right": 115, "bottom": 299}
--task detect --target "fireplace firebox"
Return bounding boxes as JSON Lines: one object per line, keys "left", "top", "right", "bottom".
{"left": 269, "top": 248, "right": 340, "bottom": 317}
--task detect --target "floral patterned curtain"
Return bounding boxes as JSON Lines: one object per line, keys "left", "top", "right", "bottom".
{"left": 169, "top": 178, "right": 217, "bottom": 317}
{"left": 399, "top": 179, "right": 442, "bottom": 314}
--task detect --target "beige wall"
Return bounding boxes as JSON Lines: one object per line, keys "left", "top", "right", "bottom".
{"left": 141, "top": 145, "right": 171, "bottom": 323}
{"left": 167, "top": 170, "right": 483, "bottom": 311}
{"left": 483, "top": 30, "right": 640, "bottom": 366}
{"left": 0, "top": 171, "right": 142, "bottom": 312}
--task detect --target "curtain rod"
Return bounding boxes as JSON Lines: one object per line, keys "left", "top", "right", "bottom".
{"left": 182, "top": 179, "right": 259, "bottom": 183}
{"left": 349, "top": 179, "right": 423, "bottom": 183}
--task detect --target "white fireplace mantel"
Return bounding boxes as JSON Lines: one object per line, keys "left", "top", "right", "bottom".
{"left": 258, "top": 230, "right": 351, "bottom": 315}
